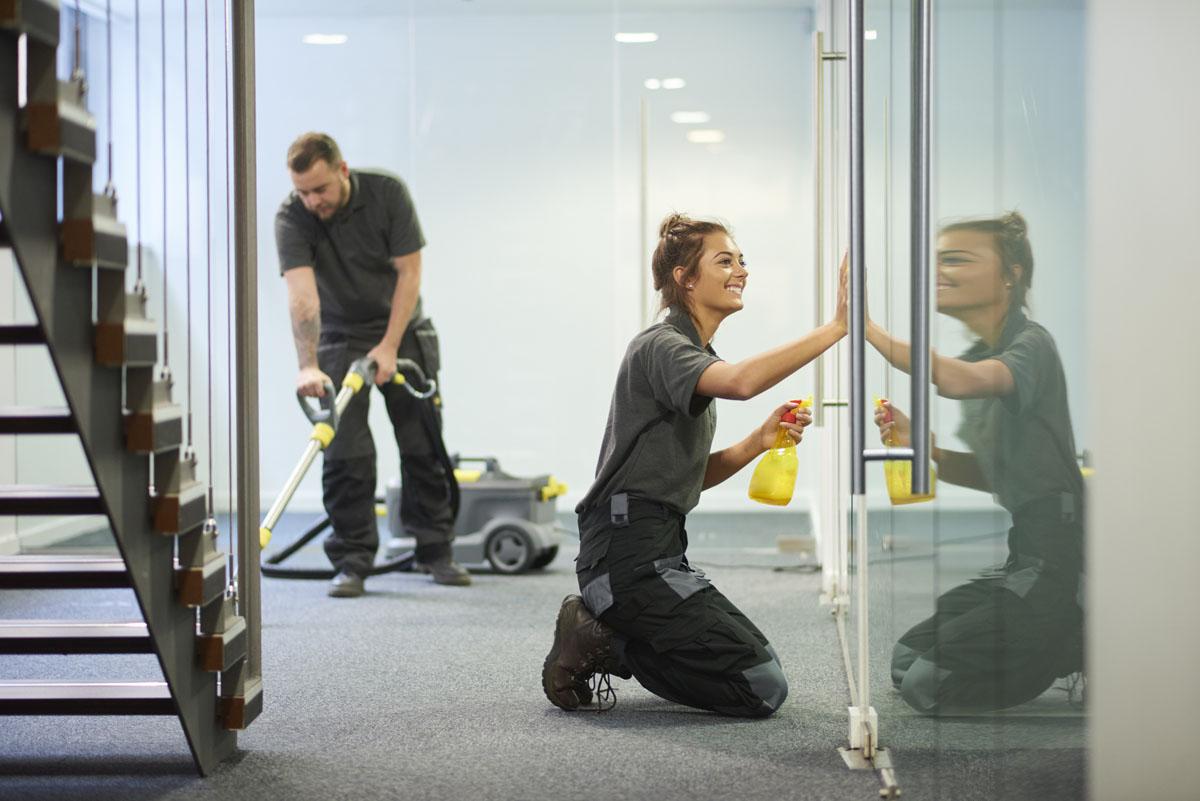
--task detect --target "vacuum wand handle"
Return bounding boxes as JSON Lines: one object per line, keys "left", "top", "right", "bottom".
{"left": 296, "top": 380, "right": 338, "bottom": 428}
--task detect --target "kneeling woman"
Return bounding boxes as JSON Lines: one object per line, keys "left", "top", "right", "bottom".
{"left": 542, "top": 214, "right": 847, "bottom": 718}
{"left": 871, "top": 212, "right": 1084, "bottom": 715}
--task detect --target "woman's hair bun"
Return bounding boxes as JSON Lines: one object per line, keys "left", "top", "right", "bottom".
{"left": 659, "top": 213, "right": 689, "bottom": 240}
{"left": 1000, "top": 211, "right": 1028, "bottom": 237}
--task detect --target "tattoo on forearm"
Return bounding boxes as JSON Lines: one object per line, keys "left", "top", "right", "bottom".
{"left": 292, "top": 314, "right": 319, "bottom": 368}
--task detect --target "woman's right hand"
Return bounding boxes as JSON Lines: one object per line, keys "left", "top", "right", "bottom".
{"left": 874, "top": 399, "right": 911, "bottom": 446}
{"left": 296, "top": 366, "right": 333, "bottom": 397}
{"left": 833, "top": 251, "right": 849, "bottom": 333}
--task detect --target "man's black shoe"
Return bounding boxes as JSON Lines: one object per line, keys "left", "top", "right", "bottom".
{"left": 328, "top": 571, "right": 365, "bottom": 598}
{"left": 415, "top": 554, "right": 472, "bottom": 586}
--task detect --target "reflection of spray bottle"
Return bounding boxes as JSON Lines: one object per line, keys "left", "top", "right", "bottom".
{"left": 875, "top": 396, "right": 937, "bottom": 505}
{"left": 748, "top": 397, "right": 812, "bottom": 506}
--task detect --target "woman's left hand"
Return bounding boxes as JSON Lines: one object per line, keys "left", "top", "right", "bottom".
{"left": 758, "top": 401, "right": 811, "bottom": 451}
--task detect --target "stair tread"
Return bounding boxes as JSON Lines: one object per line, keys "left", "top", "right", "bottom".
{"left": 0, "top": 555, "right": 129, "bottom": 589}
{"left": 0, "top": 680, "right": 175, "bottom": 715}
{"left": 0, "top": 680, "right": 170, "bottom": 700}
{"left": 0, "top": 325, "right": 43, "bottom": 345}
{"left": 0, "top": 407, "right": 74, "bottom": 434}
{"left": 0, "top": 485, "right": 100, "bottom": 498}
{"left": 0, "top": 620, "right": 148, "bottom": 635}
{"left": 0, "top": 485, "right": 104, "bottom": 513}
{"left": 0, "top": 555, "right": 125, "bottom": 571}
{"left": 0, "top": 621, "right": 152, "bottom": 653}
{"left": 0, "top": 681, "right": 175, "bottom": 714}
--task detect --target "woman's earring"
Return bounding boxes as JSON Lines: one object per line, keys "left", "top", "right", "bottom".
{"left": 687, "top": 284, "right": 694, "bottom": 289}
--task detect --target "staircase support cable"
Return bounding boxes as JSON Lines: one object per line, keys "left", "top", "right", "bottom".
{"left": 183, "top": 0, "right": 193, "bottom": 448}
{"left": 160, "top": 0, "right": 169, "bottom": 370}
{"left": 72, "top": 1, "right": 83, "bottom": 84}
{"left": 104, "top": 0, "right": 114, "bottom": 195}
{"left": 135, "top": 0, "right": 143, "bottom": 283}
{"left": 223, "top": 0, "right": 236, "bottom": 586}
{"left": 204, "top": 0, "right": 215, "bottom": 516}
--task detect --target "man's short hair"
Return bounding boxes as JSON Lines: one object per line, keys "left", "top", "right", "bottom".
{"left": 287, "top": 132, "right": 343, "bottom": 173}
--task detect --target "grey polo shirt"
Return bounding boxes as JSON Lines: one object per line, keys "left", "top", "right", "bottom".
{"left": 577, "top": 308, "right": 721, "bottom": 516}
{"left": 275, "top": 169, "right": 425, "bottom": 337}
{"left": 956, "top": 310, "right": 1084, "bottom": 514}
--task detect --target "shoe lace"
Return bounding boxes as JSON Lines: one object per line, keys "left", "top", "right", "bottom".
{"left": 587, "top": 669, "right": 617, "bottom": 712}
{"left": 582, "top": 647, "right": 617, "bottom": 712}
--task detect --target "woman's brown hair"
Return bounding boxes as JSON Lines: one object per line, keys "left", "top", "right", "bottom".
{"left": 940, "top": 211, "right": 1034, "bottom": 309}
{"left": 651, "top": 213, "right": 731, "bottom": 312}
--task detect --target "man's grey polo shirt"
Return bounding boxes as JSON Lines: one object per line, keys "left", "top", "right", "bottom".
{"left": 275, "top": 169, "right": 425, "bottom": 338}
{"left": 577, "top": 308, "right": 721, "bottom": 516}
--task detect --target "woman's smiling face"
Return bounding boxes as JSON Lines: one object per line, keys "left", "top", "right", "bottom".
{"left": 681, "top": 232, "right": 749, "bottom": 316}
{"left": 935, "top": 229, "right": 1013, "bottom": 315}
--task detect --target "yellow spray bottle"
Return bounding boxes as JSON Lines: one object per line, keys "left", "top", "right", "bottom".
{"left": 875, "top": 396, "right": 936, "bottom": 505}
{"left": 748, "top": 397, "right": 812, "bottom": 506}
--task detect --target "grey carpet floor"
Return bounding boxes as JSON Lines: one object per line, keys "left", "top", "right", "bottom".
{"left": 0, "top": 512, "right": 1085, "bottom": 801}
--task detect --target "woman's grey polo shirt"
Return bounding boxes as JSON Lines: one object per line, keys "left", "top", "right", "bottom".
{"left": 577, "top": 309, "right": 721, "bottom": 516}
{"left": 956, "top": 310, "right": 1083, "bottom": 514}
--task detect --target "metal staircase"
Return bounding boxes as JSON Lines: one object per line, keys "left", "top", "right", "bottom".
{"left": 0, "top": 0, "right": 260, "bottom": 775}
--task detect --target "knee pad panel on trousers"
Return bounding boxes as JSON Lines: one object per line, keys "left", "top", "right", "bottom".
{"left": 891, "top": 641, "right": 921, "bottom": 689}
{"left": 739, "top": 657, "right": 789, "bottom": 717}
{"left": 899, "top": 657, "right": 950, "bottom": 715}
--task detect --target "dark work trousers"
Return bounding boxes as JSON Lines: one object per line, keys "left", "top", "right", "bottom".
{"left": 575, "top": 495, "right": 788, "bottom": 718}
{"left": 317, "top": 319, "right": 454, "bottom": 577}
{"left": 890, "top": 494, "right": 1085, "bottom": 715}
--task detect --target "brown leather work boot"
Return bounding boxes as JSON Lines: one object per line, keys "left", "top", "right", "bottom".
{"left": 542, "top": 595, "right": 616, "bottom": 711}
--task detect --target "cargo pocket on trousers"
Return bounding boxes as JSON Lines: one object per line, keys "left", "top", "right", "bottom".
{"left": 654, "top": 556, "right": 711, "bottom": 603}
{"left": 412, "top": 318, "right": 441, "bottom": 377}
{"left": 577, "top": 529, "right": 614, "bottom": 617}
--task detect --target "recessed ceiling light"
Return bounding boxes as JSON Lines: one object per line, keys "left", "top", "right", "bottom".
{"left": 865, "top": 30, "right": 878, "bottom": 40}
{"left": 687, "top": 129, "right": 725, "bottom": 144}
{"left": 615, "top": 32, "right": 659, "bottom": 44}
{"left": 671, "top": 111, "right": 711, "bottom": 124}
{"left": 644, "top": 78, "right": 662, "bottom": 90}
{"left": 661, "top": 77, "right": 686, "bottom": 90}
{"left": 302, "top": 34, "right": 348, "bottom": 45}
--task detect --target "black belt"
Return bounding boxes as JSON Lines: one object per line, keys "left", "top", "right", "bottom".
{"left": 1013, "top": 492, "right": 1083, "bottom": 525}
{"left": 580, "top": 493, "right": 680, "bottom": 530}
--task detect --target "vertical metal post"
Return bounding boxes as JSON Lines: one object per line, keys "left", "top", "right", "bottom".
{"left": 639, "top": 94, "right": 649, "bottom": 327}
{"left": 848, "top": 0, "right": 865, "bottom": 498}
{"left": 847, "top": 0, "right": 874, "bottom": 757}
{"left": 232, "top": 0, "right": 260, "bottom": 682}
{"left": 812, "top": 30, "right": 826, "bottom": 427}
{"left": 910, "top": 0, "right": 932, "bottom": 495}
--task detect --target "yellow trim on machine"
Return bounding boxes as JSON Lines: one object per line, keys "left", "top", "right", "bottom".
{"left": 259, "top": 527, "right": 272, "bottom": 549}
{"left": 343, "top": 372, "right": 365, "bottom": 392}
{"left": 311, "top": 422, "right": 335, "bottom": 449}
{"left": 540, "top": 477, "right": 568, "bottom": 502}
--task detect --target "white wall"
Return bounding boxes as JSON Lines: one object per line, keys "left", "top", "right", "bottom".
{"left": 2, "top": 0, "right": 1090, "bottom": 531}
{"left": 254, "top": 6, "right": 817, "bottom": 513}
{"left": 1088, "top": 1, "right": 1200, "bottom": 797}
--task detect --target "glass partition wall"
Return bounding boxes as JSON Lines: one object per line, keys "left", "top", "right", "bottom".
{"left": 253, "top": 0, "right": 819, "bottom": 517}
{"left": 816, "top": 0, "right": 1088, "bottom": 795}
{"left": 251, "top": 0, "right": 1087, "bottom": 794}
